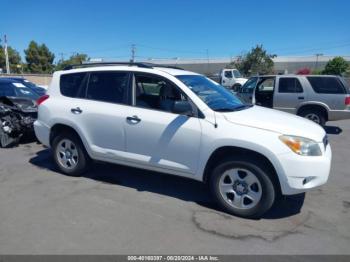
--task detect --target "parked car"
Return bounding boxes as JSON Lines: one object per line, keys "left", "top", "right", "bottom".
{"left": 219, "top": 68, "right": 247, "bottom": 91}
{"left": 0, "top": 78, "right": 38, "bottom": 147}
{"left": 237, "top": 75, "right": 350, "bottom": 126}
{"left": 34, "top": 63, "right": 331, "bottom": 218}
{"left": 6, "top": 77, "right": 46, "bottom": 96}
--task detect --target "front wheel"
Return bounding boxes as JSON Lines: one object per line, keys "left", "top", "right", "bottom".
{"left": 209, "top": 158, "right": 276, "bottom": 218}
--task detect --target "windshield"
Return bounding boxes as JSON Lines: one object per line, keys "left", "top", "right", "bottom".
{"left": 177, "top": 75, "right": 249, "bottom": 111}
{"left": 232, "top": 69, "right": 242, "bottom": 78}
{"left": 11, "top": 83, "right": 39, "bottom": 100}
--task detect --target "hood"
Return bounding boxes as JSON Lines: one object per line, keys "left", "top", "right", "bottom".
{"left": 222, "top": 106, "right": 325, "bottom": 142}
{"left": 0, "top": 96, "right": 38, "bottom": 113}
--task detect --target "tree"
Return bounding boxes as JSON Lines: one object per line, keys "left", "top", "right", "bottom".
{"left": 55, "top": 53, "right": 89, "bottom": 71}
{"left": 228, "top": 45, "right": 275, "bottom": 76}
{"left": 24, "top": 41, "right": 55, "bottom": 73}
{"left": 296, "top": 67, "right": 311, "bottom": 75}
{"left": 0, "top": 45, "right": 22, "bottom": 73}
{"left": 322, "top": 56, "right": 349, "bottom": 75}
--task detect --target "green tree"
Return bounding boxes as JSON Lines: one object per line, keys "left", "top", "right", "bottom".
{"left": 0, "top": 45, "right": 22, "bottom": 73}
{"left": 322, "top": 56, "right": 349, "bottom": 75}
{"left": 228, "top": 45, "right": 276, "bottom": 76}
{"left": 24, "top": 41, "right": 55, "bottom": 73}
{"left": 55, "top": 53, "right": 89, "bottom": 71}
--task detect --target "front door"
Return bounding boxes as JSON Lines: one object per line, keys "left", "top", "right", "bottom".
{"left": 254, "top": 77, "right": 275, "bottom": 108}
{"left": 123, "top": 73, "right": 202, "bottom": 175}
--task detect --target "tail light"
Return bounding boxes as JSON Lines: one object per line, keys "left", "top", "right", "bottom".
{"left": 345, "top": 96, "right": 350, "bottom": 106}
{"left": 36, "top": 95, "right": 49, "bottom": 106}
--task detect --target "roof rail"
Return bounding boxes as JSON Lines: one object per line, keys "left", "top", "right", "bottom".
{"left": 63, "top": 62, "right": 184, "bottom": 71}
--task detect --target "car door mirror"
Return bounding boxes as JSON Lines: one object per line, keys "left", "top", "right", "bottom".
{"left": 173, "top": 100, "right": 193, "bottom": 116}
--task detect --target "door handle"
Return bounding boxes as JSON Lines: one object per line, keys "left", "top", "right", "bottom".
{"left": 298, "top": 96, "right": 305, "bottom": 100}
{"left": 126, "top": 115, "right": 141, "bottom": 123}
{"left": 71, "top": 107, "right": 82, "bottom": 114}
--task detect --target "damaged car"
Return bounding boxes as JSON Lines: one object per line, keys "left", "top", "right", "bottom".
{"left": 0, "top": 78, "right": 39, "bottom": 147}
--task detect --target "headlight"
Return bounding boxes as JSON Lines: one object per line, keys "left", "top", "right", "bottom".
{"left": 279, "top": 135, "right": 322, "bottom": 156}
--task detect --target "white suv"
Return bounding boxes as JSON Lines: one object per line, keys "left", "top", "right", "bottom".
{"left": 34, "top": 62, "right": 332, "bottom": 218}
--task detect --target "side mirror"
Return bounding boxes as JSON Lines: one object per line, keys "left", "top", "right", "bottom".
{"left": 173, "top": 100, "right": 193, "bottom": 116}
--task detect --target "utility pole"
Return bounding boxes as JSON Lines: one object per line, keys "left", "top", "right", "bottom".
{"left": 130, "top": 44, "right": 136, "bottom": 63}
{"left": 315, "top": 53, "right": 323, "bottom": 70}
{"left": 4, "top": 35, "right": 10, "bottom": 74}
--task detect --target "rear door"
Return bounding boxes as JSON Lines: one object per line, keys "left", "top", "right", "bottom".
{"left": 58, "top": 71, "right": 132, "bottom": 160}
{"left": 273, "top": 77, "right": 305, "bottom": 114}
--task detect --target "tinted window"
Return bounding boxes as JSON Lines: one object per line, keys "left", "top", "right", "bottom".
{"left": 224, "top": 71, "right": 233, "bottom": 78}
{"left": 0, "top": 83, "right": 16, "bottom": 96}
{"left": 240, "top": 77, "right": 257, "bottom": 93}
{"left": 60, "top": 73, "right": 87, "bottom": 98}
{"left": 307, "top": 77, "right": 345, "bottom": 94}
{"left": 279, "top": 78, "right": 303, "bottom": 93}
{"left": 86, "top": 72, "right": 129, "bottom": 104}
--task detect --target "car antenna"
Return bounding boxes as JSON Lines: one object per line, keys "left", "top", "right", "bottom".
{"left": 214, "top": 111, "right": 218, "bottom": 128}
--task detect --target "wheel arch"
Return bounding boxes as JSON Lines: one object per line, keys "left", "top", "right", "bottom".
{"left": 202, "top": 146, "right": 282, "bottom": 196}
{"left": 296, "top": 102, "right": 329, "bottom": 121}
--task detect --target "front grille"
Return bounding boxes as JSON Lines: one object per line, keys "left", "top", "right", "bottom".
{"left": 323, "top": 135, "right": 329, "bottom": 149}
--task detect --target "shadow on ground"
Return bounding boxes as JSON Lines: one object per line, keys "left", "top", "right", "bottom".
{"left": 30, "top": 148, "right": 305, "bottom": 220}
{"left": 324, "top": 125, "right": 342, "bottom": 135}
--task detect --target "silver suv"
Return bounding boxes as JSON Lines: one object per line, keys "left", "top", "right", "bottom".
{"left": 237, "top": 75, "right": 350, "bottom": 125}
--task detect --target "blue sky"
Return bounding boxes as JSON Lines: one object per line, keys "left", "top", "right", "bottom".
{"left": 1, "top": 0, "right": 350, "bottom": 62}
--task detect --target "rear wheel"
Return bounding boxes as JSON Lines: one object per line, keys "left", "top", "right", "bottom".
{"left": 52, "top": 132, "right": 90, "bottom": 176}
{"left": 209, "top": 157, "right": 276, "bottom": 218}
{"left": 299, "top": 108, "right": 326, "bottom": 126}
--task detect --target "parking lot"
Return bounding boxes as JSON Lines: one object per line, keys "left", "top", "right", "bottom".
{"left": 0, "top": 120, "right": 349, "bottom": 254}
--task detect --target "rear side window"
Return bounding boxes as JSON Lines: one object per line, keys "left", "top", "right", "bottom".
{"left": 86, "top": 71, "right": 129, "bottom": 104}
{"left": 279, "top": 78, "right": 303, "bottom": 93}
{"left": 60, "top": 73, "right": 87, "bottom": 98}
{"left": 307, "top": 77, "right": 345, "bottom": 94}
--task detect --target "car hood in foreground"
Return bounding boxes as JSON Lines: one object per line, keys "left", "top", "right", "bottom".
{"left": 222, "top": 106, "right": 325, "bottom": 142}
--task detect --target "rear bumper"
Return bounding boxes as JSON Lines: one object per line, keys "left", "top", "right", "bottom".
{"left": 34, "top": 120, "right": 50, "bottom": 147}
{"left": 277, "top": 144, "right": 332, "bottom": 195}
{"left": 328, "top": 109, "right": 350, "bottom": 121}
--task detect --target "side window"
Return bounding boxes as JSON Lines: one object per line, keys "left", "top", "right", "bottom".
{"left": 307, "top": 77, "right": 345, "bottom": 94}
{"left": 86, "top": 71, "right": 129, "bottom": 104}
{"left": 134, "top": 73, "right": 187, "bottom": 113}
{"left": 279, "top": 78, "right": 303, "bottom": 93}
{"left": 224, "top": 71, "right": 233, "bottom": 78}
{"left": 257, "top": 78, "right": 275, "bottom": 92}
{"left": 0, "top": 83, "right": 16, "bottom": 96}
{"left": 60, "top": 73, "right": 87, "bottom": 98}
{"left": 240, "top": 77, "right": 257, "bottom": 93}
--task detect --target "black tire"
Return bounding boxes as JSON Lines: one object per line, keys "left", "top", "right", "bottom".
{"left": 299, "top": 108, "right": 326, "bottom": 126}
{"left": 209, "top": 157, "right": 276, "bottom": 218}
{"left": 52, "top": 132, "right": 91, "bottom": 176}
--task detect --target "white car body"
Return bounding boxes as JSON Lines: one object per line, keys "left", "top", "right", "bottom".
{"left": 220, "top": 68, "right": 248, "bottom": 89}
{"left": 35, "top": 65, "right": 331, "bottom": 198}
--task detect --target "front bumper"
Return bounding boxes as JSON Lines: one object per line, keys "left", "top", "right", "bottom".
{"left": 277, "top": 143, "right": 332, "bottom": 195}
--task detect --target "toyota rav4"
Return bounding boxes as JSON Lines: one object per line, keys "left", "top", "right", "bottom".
{"left": 34, "top": 62, "right": 332, "bottom": 218}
